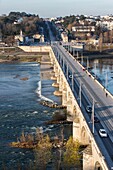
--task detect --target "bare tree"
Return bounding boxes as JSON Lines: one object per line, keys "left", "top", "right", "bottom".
{"left": 110, "top": 30, "right": 113, "bottom": 44}
{"left": 99, "top": 33, "right": 103, "bottom": 52}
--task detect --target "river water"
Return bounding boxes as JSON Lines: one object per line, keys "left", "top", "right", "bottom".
{"left": 84, "top": 58, "right": 113, "bottom": 94}
{"left": 0, "top": 58, "right": 113, "bottom": 169}
{"left": 0, "top": 62, "right": 71, "bottom": 169}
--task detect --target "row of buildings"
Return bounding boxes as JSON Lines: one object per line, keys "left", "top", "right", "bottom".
{"left": 53, "top": 15, "right": 113, "bottom": 45}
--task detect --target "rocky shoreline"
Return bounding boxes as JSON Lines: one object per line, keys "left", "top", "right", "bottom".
{"left": 40, "top": 100, "right": 66, "bottom": 109}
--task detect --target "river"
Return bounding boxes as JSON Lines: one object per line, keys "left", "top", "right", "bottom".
{"left": 0, "top": 62, "right": 71, "bottom": 169}
{"left": 84, "top": 57, "right": 113, "bottom": 94}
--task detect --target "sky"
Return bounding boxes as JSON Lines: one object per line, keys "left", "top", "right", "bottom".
{"left": 0, "top": 0, "right": 113, "bottom": 18}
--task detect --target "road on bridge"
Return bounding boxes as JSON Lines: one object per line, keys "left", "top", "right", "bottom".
{"left": 52, "top": 43, "right": 113, "bottom": 169}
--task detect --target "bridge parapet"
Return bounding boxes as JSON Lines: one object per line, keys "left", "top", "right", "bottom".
{"left": 19, "top": 45, "right": 51, "bottom": 52}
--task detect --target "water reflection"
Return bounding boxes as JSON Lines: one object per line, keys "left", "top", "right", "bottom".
{"left": 84, "top": 58, "right": 113, "bottom": 94}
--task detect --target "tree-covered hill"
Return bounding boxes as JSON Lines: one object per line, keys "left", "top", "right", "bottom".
{"left": 0, "top": 12, "right": 49, "bottom": 45}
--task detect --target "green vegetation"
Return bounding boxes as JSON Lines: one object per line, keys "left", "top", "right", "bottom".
{"left": 0, "top": 12, "right": 50, "bottom": 45}
{"left": 10, "top": 127, "right": 83, "bottom": 169}
{"left": 63, "top": 136, "right": 81, "bottom": 168}
{"left": 63, "top": 15, "right": 76, "bottom": 28}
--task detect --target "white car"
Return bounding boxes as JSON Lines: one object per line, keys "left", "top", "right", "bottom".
{"left": 99, "top": 129, "right": 107, "bottom": 137}
{"left": 69, "top": 75, "right": 72, "bottom": 78}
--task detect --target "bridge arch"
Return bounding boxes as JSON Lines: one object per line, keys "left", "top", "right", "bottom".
{"left": 95, "top": 161, "right": 103, "bottom": 170}
{"left": 81, "top": 126, "right": 89, "bottom": 145}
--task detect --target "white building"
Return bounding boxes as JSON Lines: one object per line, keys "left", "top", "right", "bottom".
{"left": 15, "top": 30, "right": 24, "bottom": 42}
{"left": 96, "top": 20, "right": 113, "bottom": 30}
{"left": 61, "top": 32, "right": 68, "bottom": 42}
{"left": 72, "top": 26, "right": 95, "bottom": 32}
{"left": 40, "top": 35, "right": 44, "bottom": 42}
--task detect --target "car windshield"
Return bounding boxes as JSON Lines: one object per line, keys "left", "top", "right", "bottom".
{"left": 87, "top": 106, "right": 92, "bottom": 110}
{"left": 101, "top": 130, "right": 106, "bottom": 133}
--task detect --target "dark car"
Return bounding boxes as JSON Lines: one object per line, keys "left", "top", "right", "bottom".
{"left": 86, "top": 105, "right": 92, "bottom": 113}
{"left": 94, "top": 116, "right": 100, "bottom": 123}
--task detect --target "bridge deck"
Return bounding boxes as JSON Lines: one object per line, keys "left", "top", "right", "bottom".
{"left": 53, "top": 44, "right": 113, "bottom": 169}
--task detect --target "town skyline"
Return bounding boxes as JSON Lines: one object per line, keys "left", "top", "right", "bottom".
{"left": 0, "top": 0, "right": 113, "bottom": 18}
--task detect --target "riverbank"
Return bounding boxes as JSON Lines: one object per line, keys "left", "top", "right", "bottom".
{"left": 0, "top": 59, "right": 9, "bottom": 63}
{"left": 83, "top": 50, "right": 113, "bottom": 59}
{"left": 0, "top": 46, "right": 49, "bottom": 63}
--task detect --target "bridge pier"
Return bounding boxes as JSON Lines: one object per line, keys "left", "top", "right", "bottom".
{"left": 62, "top": 82, "right": 67, "bottom": 106}
{"left": 73, "top": 119, "right": 81, "bottom": 140}
{"left": 83, "top": 145, "right": 93, "bottom": 170}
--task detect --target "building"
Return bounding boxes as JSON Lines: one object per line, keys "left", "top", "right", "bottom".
{"left": 72, "top": 25, "right": 95, "bottom": 39}
{"left": 96, "top": 20, "right": 113, "bottom": 31}
{"left": 72, "top": 25, "right": 95, "bottom": 33}
{"left": 40, "top": 35, "right": 44, "bottom": 43}
{"left": 33, "top": 34, "right": 44, "bottom": 43}
{"left": 61, "top": 32, "right": 68, "bottom": 42}
{"left": 15, "top": 30, "right": 24, "bottom": 44}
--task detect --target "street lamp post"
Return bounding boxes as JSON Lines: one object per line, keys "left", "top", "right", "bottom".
{"left": 81, "top": 52, "right": 84, "bottom": 65}
{"left": 79, "top": 81, "right": 82, "bottom": 107}
{"left": 73, "top": 47, "right": 75, "bottom": 56}
{"left": 94, "top": 62, "right": 97, "bottom": 78}
{"left": 105, "top": 72, "right": 108, "bottom": 89}
{"left": 68, "top": 45, "right": 70, "bottom": 52}
{"left": 66, "top": 62, "right": 68, "bottom": 80}
{"left": 72, "top": 73, "right": 74, "bottom": 92}
{"left": 63, "top": 57, "right": 65, "bottom": 72}
{"left": 87, "top": 56, "right": 89, "bottom": 71}
{"left": 77, "top": 51, "right": 79, "bottom": 59}
{"left": 92, "top": 98, "right": 95, "bottom": 134}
